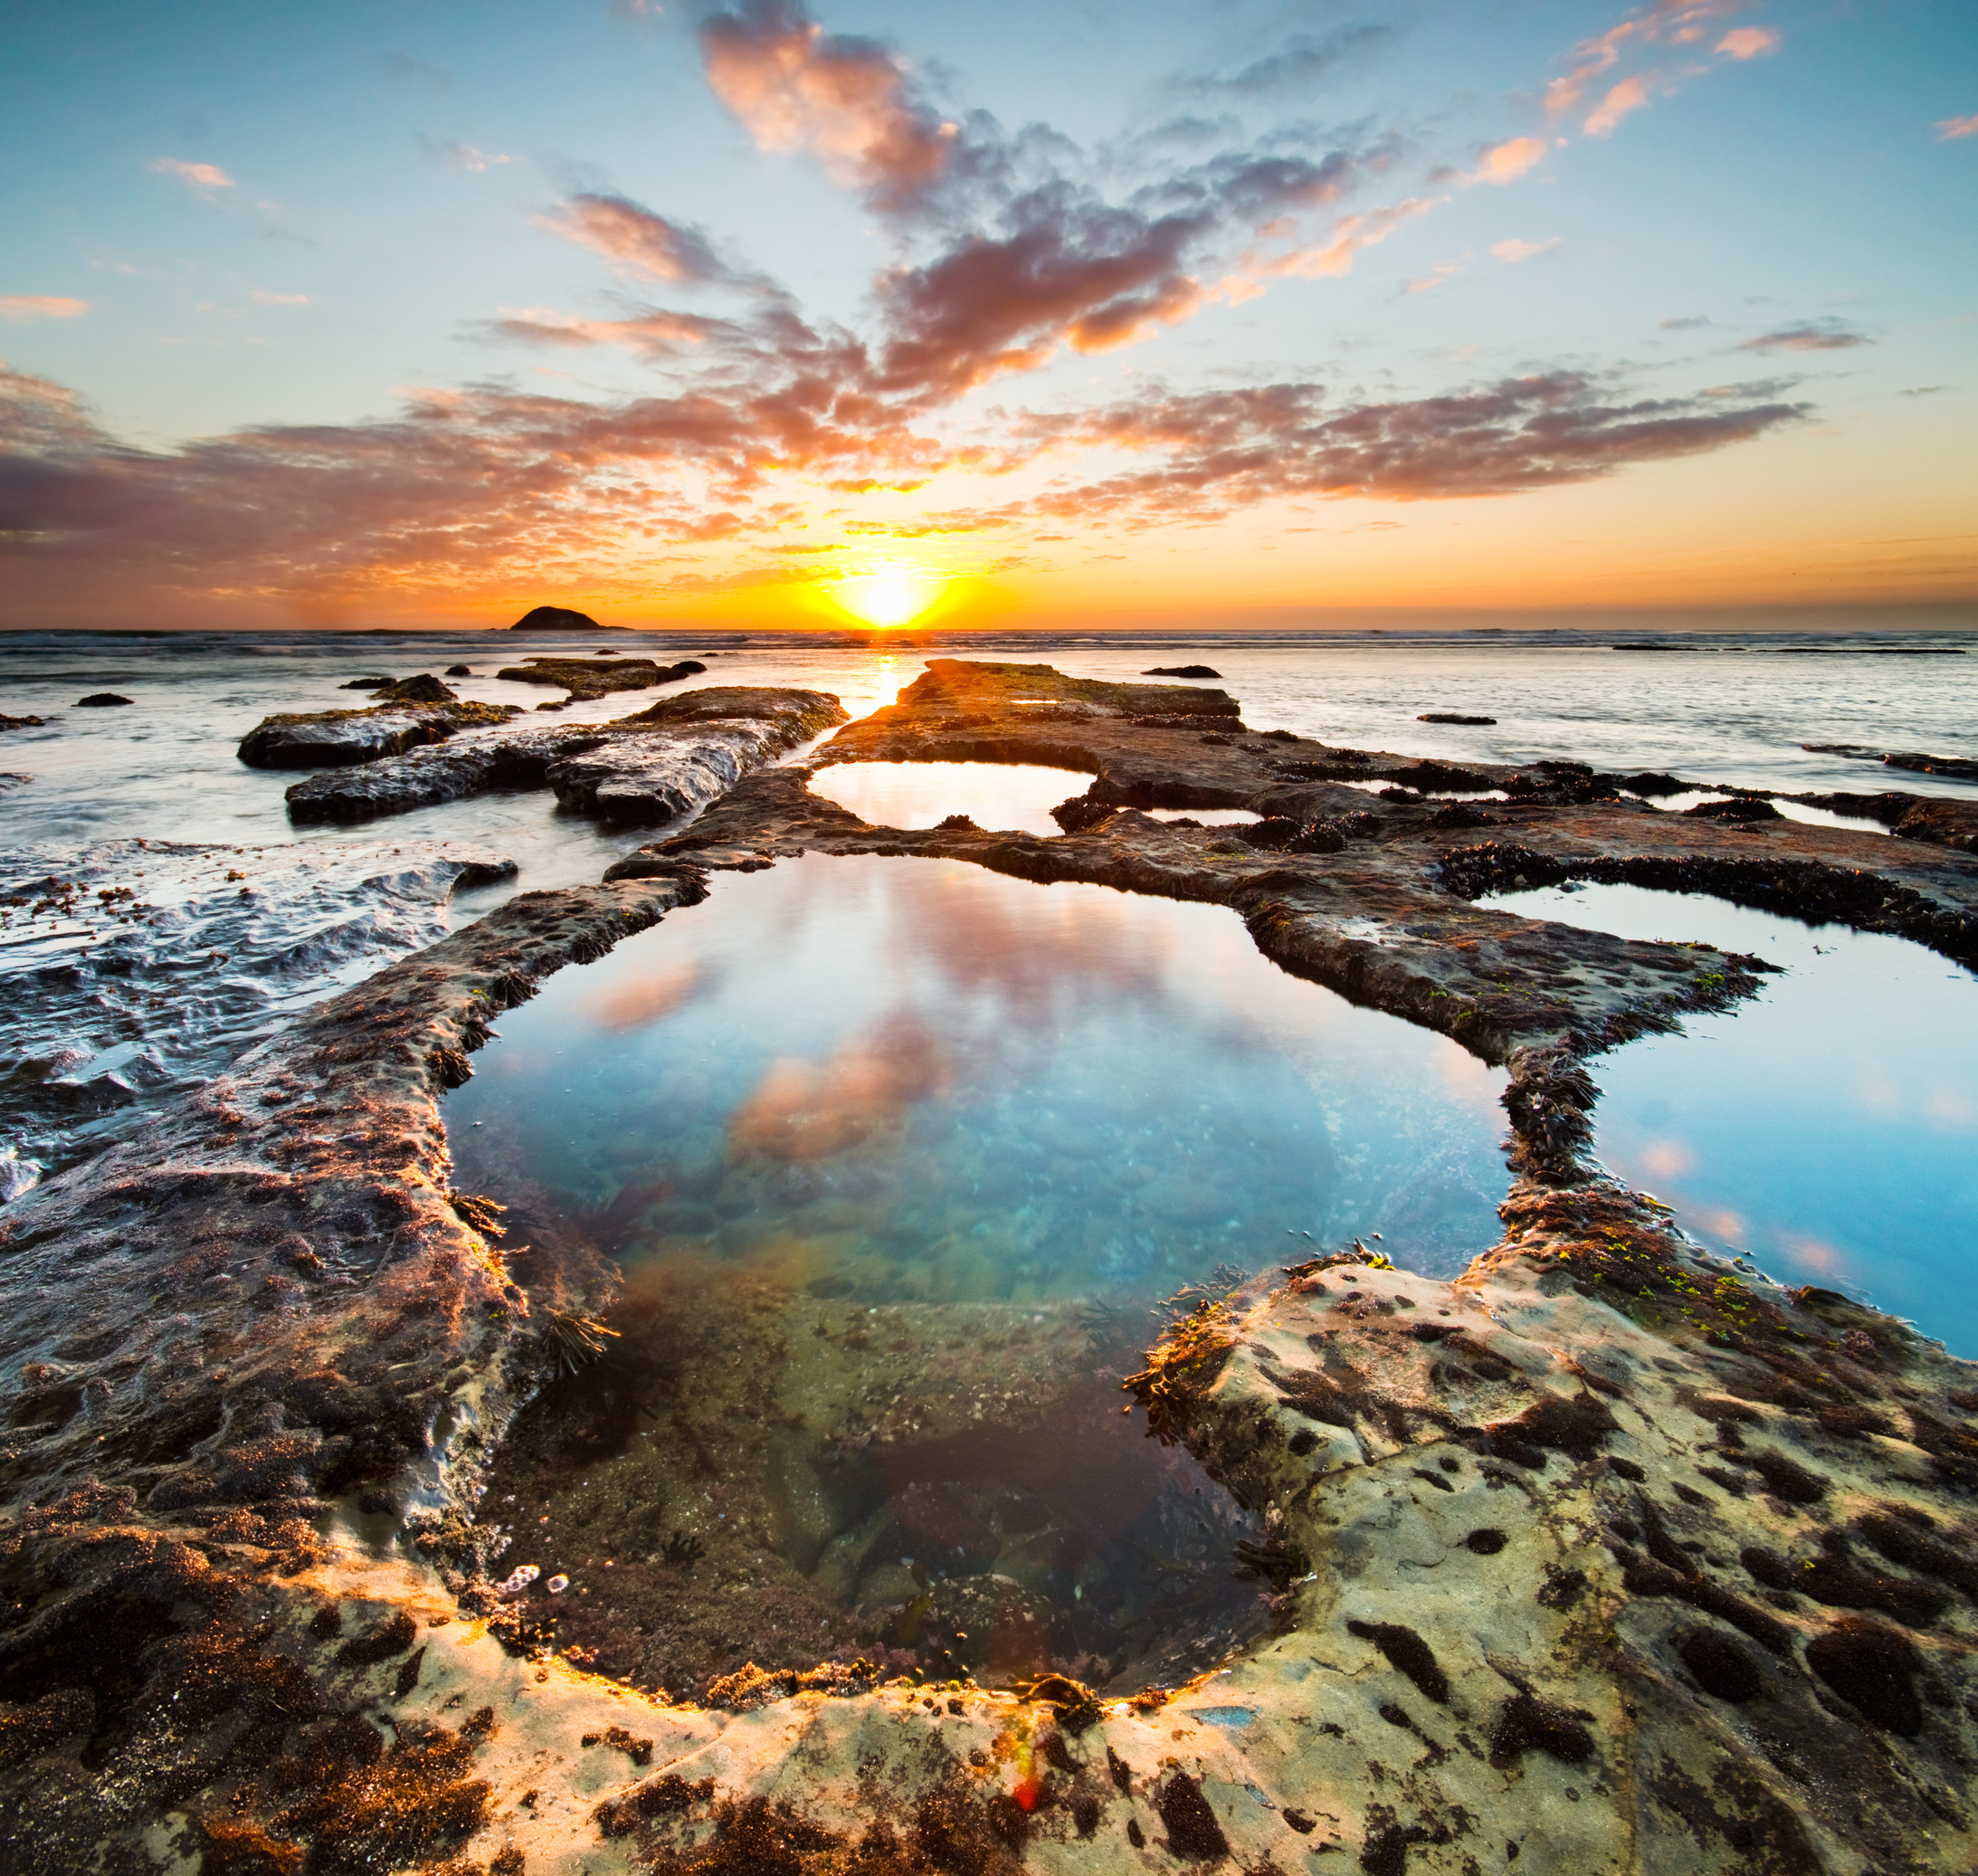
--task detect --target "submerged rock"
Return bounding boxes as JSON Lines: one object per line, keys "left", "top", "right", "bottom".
{"left": 75, "top": 692, "right": 132, "bottom": 707}
{"left": 1419, "top": 711, "right": 1497, "bottom": 725}
{"left": 237, "top": 699, "right": 518, "bottom": 768}
{"left": 1142, "top": 664, "right": 1222, "bottom": 679}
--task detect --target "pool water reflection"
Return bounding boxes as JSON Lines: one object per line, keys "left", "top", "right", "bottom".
{"left": 807, "top": 761, "right": 1091, "bottom": 836}
{"left": 1483, "top": 882, "right": 1978, "bottom": 1353}
{"left": 450, "top": 853, "right": 1509, "bottom": 1697}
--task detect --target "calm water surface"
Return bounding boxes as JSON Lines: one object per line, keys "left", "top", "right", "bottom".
{"left": 1485, "top": 882, "right": 1978, "bottom": 1354}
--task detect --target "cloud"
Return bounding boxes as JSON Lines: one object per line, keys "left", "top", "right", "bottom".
{"left": 872, "top": 193, "right": 1211, "bottom": 395}
{"left": 1242, "top": 196, "right": 1441, "bottom": 287}
{"left": 0, "top": 295, "right": 90, "bottom": 324}
{"left": 1900, "top": 386, "right": 1948, "bottom": 397}
{"left": 149, "top": 158, "right": 235, "bottom": 190}
{"left": 1175, "top": 24, "right": 1392, "bottom": 100}
{"left": 699, "top": 0, "right": 956, "bottom": 212}
{"left": 379, "top": 52, "right": 451, "bottom": 91}
{"left": 1403, "top": 260, "right": 1465, "bottom": 295}
{"left": 1545, "top": 0, "right": 1742, "bottom": 119}
{"left": 1658, "top": 313, "right": 1711, "bottom": 329}
{"left": 1716, "top": 26, "right": 1780, "bottom": 59}
{"left": 0, "top": 348, "right": 1808, "bottom": 618}
{"left": 1737, "top": 318, "right": 1870, "bottom": 353}
{"left": 249, "top": 290, "right": 309, "bottom": 307}
{"left": 486, "top": 307, "right": 727, "bottom": 354}
{"left": 1468, "top": 137, "right": 1547, "bottom": 186}
{"left": 425, "top": 140, "right": 514, "bottom": 172}
{"left": 537, "top": 193, "right": 736, "bottom": 285}
{"left": 1937, "top": 115, "right": 1978, "bottom": 141}
{"left": 1011, "top": 370, "right": 1808, "bottom": 517}
{"left": 1585, "top": 76, "right": 1650, "bottom": 138}
{"left": 1491, "top": 236, "right": 1564, "bottom": 264}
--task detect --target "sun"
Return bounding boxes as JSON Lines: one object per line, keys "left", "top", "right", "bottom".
{"left": 831, "top": 563, "right": 946, "bottom": 629}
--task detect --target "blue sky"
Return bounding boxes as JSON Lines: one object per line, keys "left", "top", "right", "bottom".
{"left": 2, "top": 0, "right": 1973, "bottom": 627}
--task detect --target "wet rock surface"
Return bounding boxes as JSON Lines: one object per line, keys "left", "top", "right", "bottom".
{"left": 496, "top": 655, "right": 708, "bottom": 702}
{"left": 237, "top": 699, "right": 520, "bottom": 768}
{"left": 0, "top": 657, "right": 1973, "bottom": 1871}
{"left": 0, "top": 838, "right": 516, "bottom": 1195}
{"left": 283, "top": 685, "right": 847, "bottom": 825}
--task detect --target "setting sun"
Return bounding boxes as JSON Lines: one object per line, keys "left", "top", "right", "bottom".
{"left": 830, "top": 563, "right": 946, "bottom": 629}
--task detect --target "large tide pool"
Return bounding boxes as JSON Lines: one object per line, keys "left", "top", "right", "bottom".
{"left": 445, "top": 852, "right": 1509, "bottom": 1697}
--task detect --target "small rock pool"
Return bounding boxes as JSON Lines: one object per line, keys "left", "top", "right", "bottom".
{"left": 446, "top": 853, "right": 1509, "bottom": 1698}
{"left": 1483, "top": 881, "right": 1978, "bottom": 1353}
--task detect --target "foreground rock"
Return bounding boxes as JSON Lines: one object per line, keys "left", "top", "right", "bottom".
{"left": 237, "top": 699, "right": 519, "bottom": 768}
{"left": 1117, "top": 1200, "right": 1978, "bottom": 1872}
{"left": 284, "top": 685, "right": 847, "bottom": 825}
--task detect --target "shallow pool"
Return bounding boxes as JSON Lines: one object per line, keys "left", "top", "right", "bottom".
{"left": 807, "top": 761, "right": 1092, "bottom": 837}
{"left": 1483, "top": 881, "right": 1978, "bottom": 1353}
{"left": 449, "top": 853, "right": 1510, "bottom": 1695}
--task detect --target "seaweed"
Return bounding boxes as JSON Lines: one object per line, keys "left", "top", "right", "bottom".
{"left": 1677, "top": 1629, "right": 1764, "bottom": 1703}
{"left": 1488, "top": 1691, "right": 1595, "bottom": 1767}
{"left": 1156, "top": 1771, "right": 1231, "bottom": 1861}
{"left": 1805, "top": 1619, "right": 1923, "bottom": 1736}
{"left": 1346, "top": 1620, "right": 1449, "bottom": 1704}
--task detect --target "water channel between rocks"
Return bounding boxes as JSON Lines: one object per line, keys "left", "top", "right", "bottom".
{"left": 1483, "top": 881, "right": 1978, "bottom": 1354}
{"left": 805, "top": 759, "right": 1260, "bottom": 836}
{"left": 446, "top": 852, "right": 1508, "bottom": 1699}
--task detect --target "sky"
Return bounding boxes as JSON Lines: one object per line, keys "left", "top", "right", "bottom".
{"left": 2, "top": 0, "right": 1973, "bottom": 633}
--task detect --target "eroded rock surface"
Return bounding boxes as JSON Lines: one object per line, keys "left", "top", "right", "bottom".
{"left": 237, "top": 699, "right": 520, "bottom": 768}
{"left": 284, "top": 685, "right": 847, "bottom": 826}
{"left": 496, "top": 654, "right": 708, "bottom": 702}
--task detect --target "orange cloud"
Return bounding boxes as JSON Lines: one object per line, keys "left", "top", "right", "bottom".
{"left": 700, "top": 0, "right": 954, "bottom": 211}
{"left": 1716, "top": 26, "right": 1781, "bottom": 59}
{"left": 537, "top": 194, "right": 734, "bottom": 284}
{"left": 1585, "top": 76, "right": 1651, "bottom": 138}
{"left": 1468, "top": 137, "right": 1547, "bottom": 186}
{"left": 149, "top": 157, "right": 235, "bottom": 189}
{"left": 1937, "top": 114, "right": 1978, "bottom": 141}
{"left": 1545, "top": 0, "right": 1743, "bottom": 119}
{"left": 0, "top": 295, "right": 89, "bottom": 323}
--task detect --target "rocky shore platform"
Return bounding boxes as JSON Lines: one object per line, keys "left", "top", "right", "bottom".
{"left": 2, "top": 664, "right": 1976, "bottom": 1873}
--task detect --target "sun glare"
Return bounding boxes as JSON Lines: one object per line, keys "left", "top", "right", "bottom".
{"left": 832, "top": 563, "right": 945, "bottom": 628}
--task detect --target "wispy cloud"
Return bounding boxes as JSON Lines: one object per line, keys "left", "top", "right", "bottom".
{"left": 1659, "top": 314, "right": 1711, "bottom": 329}
{"left": 537, "top": 193, "right": 737, "bottom": 284}
{"left": 0, "top": 295, "right": 90, "bottom": 323}
{"left": 149, "top": 157, "right": 235, "bottom": 190}
{"left": 1174, "top": 24, "right": 1392, "bottom": 100}
{"left": 1937, "top": 114, "right": 1978, "bottom": 141}
{"left": 249, "top": 290, "right": 309, "bottom": 307}
{"left": 1491, "top": 236, "right": 1564, "bottom": 264}
{"left": 1738, "top": 318, "right": 1869, "bottom": 353}
{"left": 424, "top": 139, "right": 515, "bottom": 172}
{"left": 487, "top": 306, "right": 726, "bottom": 354}
{"left": 379, "top": 52, "right": 451, "bottom": 91}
